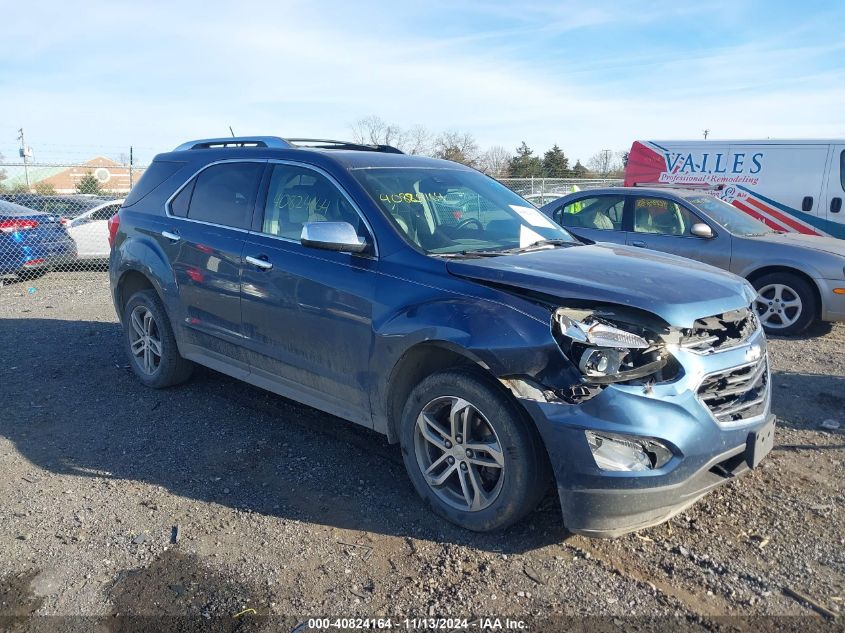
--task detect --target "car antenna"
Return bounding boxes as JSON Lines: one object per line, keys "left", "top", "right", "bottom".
{"left": 228, "top": 126, "right": 235, "bottom": 137}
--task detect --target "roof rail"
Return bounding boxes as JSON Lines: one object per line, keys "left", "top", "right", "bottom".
{"left": 286, "top": 138, "right": 404, "bottom": 154}
{"left": 172, "top": 136, "right": 404, "bottom": 154}
{"left": 173, "top": 136, "right": 292, "bottom": 151}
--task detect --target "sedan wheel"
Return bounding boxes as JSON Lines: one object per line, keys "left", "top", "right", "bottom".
{"left": 750, "top": 272, "right": 817, "bottom": 336}
{"left": 413, "top": 396, "right": 505, "bottom": 512}
{"left": 754, "top": 283, "right": 803, "bottom": 331}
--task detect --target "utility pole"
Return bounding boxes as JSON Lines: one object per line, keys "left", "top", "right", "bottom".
{"left": 703, "top": 129, "right": 710, "bottom": 140}
{"left": 129, "top": 146, "right": 134, "bottom": 188}
{"left": 17, "top": 128, "right": 32, "bottom": 189}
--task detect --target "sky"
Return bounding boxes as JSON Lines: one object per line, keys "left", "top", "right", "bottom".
{"left": 1, "top": 0, "right": 844, "bottom": 166}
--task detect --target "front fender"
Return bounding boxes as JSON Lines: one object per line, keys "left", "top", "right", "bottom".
{"left": 370, "top": 292, "right": 581, "bottom": 433}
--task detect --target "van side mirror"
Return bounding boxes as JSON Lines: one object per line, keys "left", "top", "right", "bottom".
{"left": 690, "top": 223, "right": 714, "bottom": 239}
{"left": 301, "top": 222, "right": 368, "bottom": 253}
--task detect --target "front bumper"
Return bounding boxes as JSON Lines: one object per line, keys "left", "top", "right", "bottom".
{"left": 521, "top": 328, "right": 774, "bottom": 538}
{"left": 817, "top": 277, "right": 845, "bottom": 322}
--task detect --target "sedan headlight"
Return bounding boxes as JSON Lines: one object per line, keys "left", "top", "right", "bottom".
{"left": 554, "top": 308, "right": 669, "bottom": 384}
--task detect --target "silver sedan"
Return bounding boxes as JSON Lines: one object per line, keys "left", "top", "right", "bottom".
{"left": 541, "top": 187, "right": 845, "bottom": 335}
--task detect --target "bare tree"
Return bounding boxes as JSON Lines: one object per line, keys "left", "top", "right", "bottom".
{"left": 433, "top": 131, "right": 479, "bottom": 167}
{"left": 586, "top": 150, "right": 624, "bottom": 177}
{"left": 350, "top": 115, "right": 405, "bottom": 147}
{"left": 398, "top": 125, "right": 432, "bottom": 155}
{"left": 478, "top": 145, "right": 511, "bottom": 178}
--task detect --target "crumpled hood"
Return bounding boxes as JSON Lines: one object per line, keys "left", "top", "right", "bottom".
{"left": 747, "top": 232, "right": 845, "bottom": 257}
{"left": 447, "top": 243, "right": 756, "bottom": 328}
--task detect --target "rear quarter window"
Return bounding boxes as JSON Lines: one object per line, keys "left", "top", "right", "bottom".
{"left": 124, "top": 161, "right": 187, "bottom": 207}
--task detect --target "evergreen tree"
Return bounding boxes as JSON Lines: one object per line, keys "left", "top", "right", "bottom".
{"left": 542, "top": 144, "right": 570, "bottom": 177}
{"left": 76, "top": 172, "right": 102, "bottom": 195}
{"left": 572, "top": 160, "right": 587, "bottom": 178}
{"left": 508, "top": 142, "right": 543, "bottom": 177}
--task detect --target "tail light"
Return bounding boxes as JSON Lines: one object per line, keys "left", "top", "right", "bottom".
{"left": 60, "top": 217, "right": 70, "bottom": 226}
{"left": 107, "top": 213, "right": 120, "bottom": 248}
{"left": 0, "top": 219, "right": 39, "bottom": 233}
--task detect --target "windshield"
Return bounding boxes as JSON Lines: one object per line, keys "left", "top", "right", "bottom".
{"left": 352, "top": 167, "right": 577, "bottom": 254}
{"left": 686, "top": 195, "right": 773, "bottom": 236}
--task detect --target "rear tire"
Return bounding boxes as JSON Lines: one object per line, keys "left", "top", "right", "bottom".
{"left": 123, "top": 289, "right": 193, "bottom": 388}
{"left": 752, "top": 272, "right": 817, "bottom": 336}
{"left": 399, "top": 367, "right": 550, "bottom": 532}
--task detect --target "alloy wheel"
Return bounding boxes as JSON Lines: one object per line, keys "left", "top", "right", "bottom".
{"left": 754, "top": 283, "right": 803, "bottom": 330}
{"left": 128, "top": 305, "right": 163, "bottom": 375}
{"left": 413, "top": 396, "right": 505, "bottom": 512}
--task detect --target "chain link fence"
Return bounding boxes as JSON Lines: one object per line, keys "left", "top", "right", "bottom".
{"left": 0, "top": 162, "right": 144, "bottom": 282}
{"left": 0, "top": 161, "right": 620, "bottom": 283}
{"left": 497, "top": 177, "right": 623, "bottom": 207}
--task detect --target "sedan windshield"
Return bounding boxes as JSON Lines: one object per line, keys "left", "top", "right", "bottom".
{"left": 352, "top": 168, "right": 577, "bottom": 254}
{"left": 686, "top": 195, "right": 773, "bottom": 236}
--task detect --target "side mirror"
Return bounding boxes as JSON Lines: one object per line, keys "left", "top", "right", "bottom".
{"left": 690, "top": 223, "right": 714, "bottom": 239}
{"left": 301, "top": 221, "right": 368, "bottom": 253}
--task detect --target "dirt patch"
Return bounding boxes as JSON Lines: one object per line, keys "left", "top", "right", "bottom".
{"left": 0, "top": 571, "right": 44, "bottom": 630}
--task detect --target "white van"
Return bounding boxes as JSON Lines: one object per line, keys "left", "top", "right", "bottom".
{"left": 624, "top": 140, "right": 845, "bottom": 239}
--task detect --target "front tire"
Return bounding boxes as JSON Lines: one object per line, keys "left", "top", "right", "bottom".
{"left": 752, "top": 272, "right": 817, "bottom": 336}
{"left": 123, "top": 289, "right": 193, "bottom": 388}
{"left": 399, "top": 368, "right": 550, "bottom": 532}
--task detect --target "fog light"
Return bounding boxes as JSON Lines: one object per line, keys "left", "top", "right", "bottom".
{"left": 585, "top": 431, "right": 672, "bottom": 471}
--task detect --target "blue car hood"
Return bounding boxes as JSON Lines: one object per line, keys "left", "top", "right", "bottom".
{"left": 446, "top": 243, "right": 755, "bottom": 328}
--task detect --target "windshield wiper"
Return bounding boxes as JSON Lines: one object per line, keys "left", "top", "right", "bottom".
{"left": 489, "top": 239, "right": 578, "bottom": 255}
{"left": 439, "top": 239, "right": 576, "bottom": 258}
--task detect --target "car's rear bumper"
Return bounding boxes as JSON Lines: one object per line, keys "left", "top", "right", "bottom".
{"left": 21, "top": 240, "right": 77, "bottom": 270}
{"left": 519, "top": 343, "right": 774, "bottom": 538}
{"left": 818, "top": 277, "right": 845, "bottom": 322}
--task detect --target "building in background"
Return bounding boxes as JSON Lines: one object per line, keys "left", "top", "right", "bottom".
{"left": 1, "top": 157, "right": 142, "bottom": 193}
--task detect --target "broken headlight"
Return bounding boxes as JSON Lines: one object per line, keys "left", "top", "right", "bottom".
{"left": 553, "top": 308, "right": 669, "bottom": 385}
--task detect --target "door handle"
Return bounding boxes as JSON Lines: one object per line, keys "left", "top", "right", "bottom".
{"left": 161, "top": 230, "right": 181, "bottom": 242}
{"left": 245, "top": 255, "right": 273, "bottom": 270}
{"left": 832, "top": 197, "right": 843, "bottom": 214}
{"left": 631, "top": 240, "right": 647, "bottom": 248}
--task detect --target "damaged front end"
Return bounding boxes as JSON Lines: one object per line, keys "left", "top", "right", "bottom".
{"left": 500, "top": 304, "right": 682, "bottom": 406}
{"left": 498, "top": 300, "right": 773, "bottom": 537}
{"left": 551, "top": 307, "right": 680, "bottom": 386}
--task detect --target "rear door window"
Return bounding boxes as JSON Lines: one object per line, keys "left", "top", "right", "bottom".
{"left": 185, "top": 162, "right": 264, "bottom": 229}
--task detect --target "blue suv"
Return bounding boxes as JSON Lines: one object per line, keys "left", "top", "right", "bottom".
{"left": 109, "top": 137, "right": 775, "bottom": 537}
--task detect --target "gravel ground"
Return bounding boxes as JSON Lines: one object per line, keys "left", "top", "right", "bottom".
{"left": 1, "top": 272, "right": 843, "bottom": 630}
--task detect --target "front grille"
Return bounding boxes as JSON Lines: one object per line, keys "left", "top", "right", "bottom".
{"left": 681, "top": 307, "right": 758, "bottom": 354}
{"left": 697, "top": 355, "right": 768, "bottom": 425}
